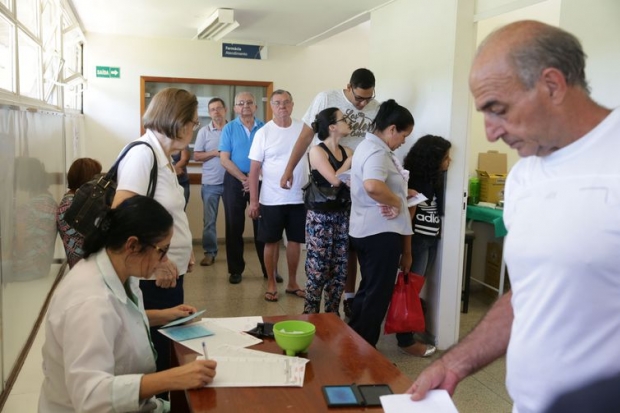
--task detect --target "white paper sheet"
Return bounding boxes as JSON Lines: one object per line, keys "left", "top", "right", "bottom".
{"left": 337, "top": 170, "right": 351, "bottom": 183}
{"left": 204, "top": 316, "right": 263, "bottom": 333}
{"left": 380, "top": 391, "right": 459, "bottom": 413}
{"left": 197, "top": 348, "right": 309, "bottom": 387}
{"left": 169, "top": 320, "right": 262, "bottom": 355}
{"left": 407, "top": 193, "right": 428, "bottom": 207}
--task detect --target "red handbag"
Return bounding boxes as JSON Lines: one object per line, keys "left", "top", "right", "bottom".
{"left": 384, "top": 270, "right": 425, "bottom": 334}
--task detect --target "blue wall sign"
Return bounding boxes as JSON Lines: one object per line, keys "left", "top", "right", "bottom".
{"left": 222, "top": 43, "right": 266, "bottom": 60}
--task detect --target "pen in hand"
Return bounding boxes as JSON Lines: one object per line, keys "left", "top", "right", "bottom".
{"left": 202, "top": 341, "right": 209, "bottom": 360}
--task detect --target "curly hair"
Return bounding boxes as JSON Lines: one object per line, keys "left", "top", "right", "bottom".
{"left": 403, "top": 135, "right": 451, "bottom": 213}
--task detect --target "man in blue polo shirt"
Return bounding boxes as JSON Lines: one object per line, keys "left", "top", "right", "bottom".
{"left": 219, "top": 91, "right": 268, "bottom": 284}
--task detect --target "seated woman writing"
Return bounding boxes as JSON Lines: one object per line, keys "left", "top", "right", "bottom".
{"left": 39, "top": 195, "right": 216, "bottom": 413}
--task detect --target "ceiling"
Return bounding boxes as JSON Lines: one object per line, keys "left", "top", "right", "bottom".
{"left": 68, "top": 0, "right": 395, "bottom": 47}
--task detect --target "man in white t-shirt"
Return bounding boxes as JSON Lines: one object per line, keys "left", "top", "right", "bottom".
{"left": 408, "top": 21, "right": 620, "bottom": 413}
{"left": 249, "top": 90, "right": 307, "bottom": 302}
{"left": 280, "top": 68, "right": 380, "bottom": 315}
{"left": 280, "top": 68, "right": 379, "bottom": 188}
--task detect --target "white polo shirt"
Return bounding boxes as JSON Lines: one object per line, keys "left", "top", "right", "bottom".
{"left": 116, "top": 130, "right": 192, "bottom": 276}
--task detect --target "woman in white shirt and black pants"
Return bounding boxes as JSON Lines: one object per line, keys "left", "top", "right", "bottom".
{"left": 347, "top": 99, "right": 414, "bottom": 347}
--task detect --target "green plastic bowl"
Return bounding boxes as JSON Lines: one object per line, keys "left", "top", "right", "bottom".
{"left": 273, "top": 320, "right": 316, "bottom": 356}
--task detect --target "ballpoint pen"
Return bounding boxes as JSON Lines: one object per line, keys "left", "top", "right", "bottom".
{"left": 202, "top": 341, "right": 209, "bottom": 360}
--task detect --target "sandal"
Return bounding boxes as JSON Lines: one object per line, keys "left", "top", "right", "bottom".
{"left": 264, "top": 291, "right": 278, "bottom": 302}
{"left": 285, "top": 289, "right": 306, "bottom": 298}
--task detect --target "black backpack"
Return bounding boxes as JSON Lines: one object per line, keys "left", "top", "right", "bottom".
{"left": 64, "top": 141, "right": 158, "bottom": 239}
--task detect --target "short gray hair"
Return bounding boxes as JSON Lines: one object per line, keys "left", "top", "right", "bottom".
{"left": 270, "top": 89, "right": 293, "bottom": 101}
{"left": 509, "top": 24, "right": 589, "bottom": 93}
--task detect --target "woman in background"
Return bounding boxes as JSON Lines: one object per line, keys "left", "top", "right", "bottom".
{"left": 303, "top": 107, "right": 352, "bottom": 315}
{"left": 396, "top": 135, "right": 451, "bottom": 356}
{"left": 347, "top": 99, "right": 415, "bottom": 347}
{"left": 56, "top": 157, "right": 102, "bottom": 268}
{"left": 39, "top": 196, "right": 216, "bottom": 413}
{"left": 112, "top": 88, "right": 197, "bottom": 387}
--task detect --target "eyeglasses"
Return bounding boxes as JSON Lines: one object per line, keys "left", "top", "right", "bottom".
{"left": 149, "top": 243, "right": 170, "bottom": 261}
{"left": 235, "top": 100, "right": 255, "bottom": 107}
{"left": 350, "top": 88, "right": 375, "bottom": 103}
{"left": 191, "top": 120, "right": 201, "bottom": 131}
{"left": 271, "top": 100, "right": 292, "bottom": 107}
{"left": 336, "top": 117, "right": 349, "bottom": 124}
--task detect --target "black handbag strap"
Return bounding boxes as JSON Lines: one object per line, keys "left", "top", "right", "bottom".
{"left": 106, "top": 141, "right": 158, "bottom": 198}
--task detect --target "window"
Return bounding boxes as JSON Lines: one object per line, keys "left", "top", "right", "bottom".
{"left": 17, "top": 28, "right": 41, "bottom": 99}
{"left": 16, "top": 0, "right": 38, "bottom": 37}
{"left": 0, "top": 14, "right": 14, "bottom": 92}
{"left": 0, "top": 0, "right": 84, "bottom": 109}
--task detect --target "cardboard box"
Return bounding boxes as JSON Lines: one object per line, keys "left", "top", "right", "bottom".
{"left": 477, "top": 151, "right": 507, "bottom": 204}
{"left": 484, "top": 242, "right": 510, "bottom": 297}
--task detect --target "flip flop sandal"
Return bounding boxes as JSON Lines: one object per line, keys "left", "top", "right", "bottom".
{"left": 285, "top": 289, "right": 306, "bottom": 298}
{"left": 264, "top": 291, "right": 278, "bottom": 302}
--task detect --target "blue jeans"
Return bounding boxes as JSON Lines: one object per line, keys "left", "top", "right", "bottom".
{"left": 410, "top": 233, "right": 438, "bottom": 276}
{"left": 201, "top": 183, "right": 223, "bottom": 256}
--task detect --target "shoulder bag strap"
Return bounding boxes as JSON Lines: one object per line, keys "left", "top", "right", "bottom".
{"left": 107, "top": 141, "right": 158, "bottom": 198}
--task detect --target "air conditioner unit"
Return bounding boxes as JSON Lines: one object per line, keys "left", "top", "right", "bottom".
{"left": 196, "top": 8, "right": 240, "bottom": 41}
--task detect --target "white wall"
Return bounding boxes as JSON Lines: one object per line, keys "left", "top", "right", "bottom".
{"left": 560, "top": 0, "right": 620, "bottom": 109}
{"left": 468, "top": 0, "right": 561, "bottom": 177}
{"left": 83, "top": 22, "right": 371, "bottom": 167}
{"left": 369, "top": 0, "right": 476, "bottom": 348}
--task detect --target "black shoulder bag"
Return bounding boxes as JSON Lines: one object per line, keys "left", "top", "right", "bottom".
{"left": 64, "top": 141, "right": 158, "bottom": 239}
{"left": 302, "top": 146, "right": 351, "bottom": 212}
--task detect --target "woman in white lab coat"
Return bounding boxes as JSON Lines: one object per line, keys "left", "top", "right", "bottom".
{"left": 39, "top": 196, "right": 216, "bottom": 413}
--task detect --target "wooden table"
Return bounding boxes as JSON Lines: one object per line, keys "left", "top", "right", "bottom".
{"left": 171, "top": 313, "right": 412, "bottom": 412}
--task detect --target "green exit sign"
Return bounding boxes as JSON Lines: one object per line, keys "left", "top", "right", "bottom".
{"left": 96, "top": 66, "right": 121, "bottom": 78}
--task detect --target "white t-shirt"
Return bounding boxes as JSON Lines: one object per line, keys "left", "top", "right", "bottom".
{"left": 249, "top": 119, "right": 307, "bottom": 205}
{"left": 301, "top": 89, "right": 380, "bottom": 150}
{"left": 116, "top": 130, "right": 192, "bottom": 276}
{"left": 504, "top": 108, "right": 620, "bottom": 413}
{"left": 39, "top": 250, "right": 165, "bottom": 413}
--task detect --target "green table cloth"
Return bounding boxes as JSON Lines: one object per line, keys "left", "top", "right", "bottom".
{"left": 466, "top": 205, "right": 507, "bottom": 238}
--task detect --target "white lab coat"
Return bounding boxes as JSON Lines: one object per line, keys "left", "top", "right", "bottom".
{"left": 38, "top": 249, "right": 166, "bottom": 412}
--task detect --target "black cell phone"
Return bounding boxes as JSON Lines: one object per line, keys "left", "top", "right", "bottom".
{"left": 322, "top": 385, "right": 362, "bottom": 407}
{"left": 322, "top": 384, "right": 393, "bottom": 407}
{"left": 358, "top": 384, "right": 393, "bottom": 406}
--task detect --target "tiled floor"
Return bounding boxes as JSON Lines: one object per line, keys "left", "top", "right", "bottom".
{"left": 4, "top": 243, "right": 512, "bottom": 412}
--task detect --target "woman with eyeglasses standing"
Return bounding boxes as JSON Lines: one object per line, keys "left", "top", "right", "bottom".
{"left": 303, "top": 107, "right": 353, "bottom": 315}
{"left": 39, "top": 196, "right": 217, "bottom": 413}
{"left": 112, "top": 88, "right": 198, "bottom": 395}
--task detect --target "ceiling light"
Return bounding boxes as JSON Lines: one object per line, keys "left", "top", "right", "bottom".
{"left": 196, "top": 8, "right": 239, "bottom": 41}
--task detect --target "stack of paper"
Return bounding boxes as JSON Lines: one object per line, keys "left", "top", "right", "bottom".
{"left": 199, "top": 346, "right": 309, "bottom": 387}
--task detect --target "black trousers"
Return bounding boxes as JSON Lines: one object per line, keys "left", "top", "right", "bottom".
{"left": 348, "top": 232, "right": 402, "bottom": 347}
{"left": 140, "top": 276, "right": 184, "bottom": 400}
{"left": 222, "top": 172, "right": 267, "bottom": 276}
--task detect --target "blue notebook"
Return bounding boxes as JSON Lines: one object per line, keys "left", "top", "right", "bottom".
{"left": 161, "top": 309, "right": 206, "bottom": 328}
{"left": 160, "top": 323, "right": 214, "bottom": 341}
